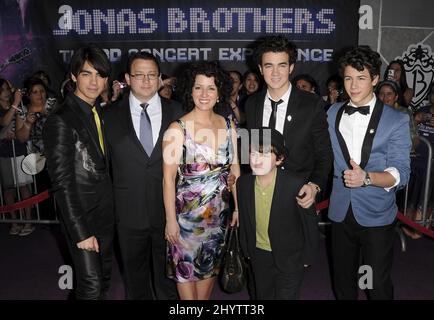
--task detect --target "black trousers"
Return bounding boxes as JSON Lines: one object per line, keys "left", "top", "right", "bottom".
{"left": 251, "top": 248, "right": 304, "bottom": 300}
{"left": 117, "top": 224, "right": 178, "bottom": 300}
{"left": 331, "top": 206, "right": 396, "bottom": 300}
{"left": 67, "top": 223, "right": 114, "bottom": 300}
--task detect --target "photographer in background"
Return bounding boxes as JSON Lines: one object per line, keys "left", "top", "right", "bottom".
{"left": 383, "top": 60, "right": 414, "bottom": 107}
{"left": 15, "top": 76, "right": 56, "bottom": 220}
{"left": 0, "top": 78, "right": 34, "bottom": 236}
{"left": 15, "top": 77, "right": 55, "bottom": 153}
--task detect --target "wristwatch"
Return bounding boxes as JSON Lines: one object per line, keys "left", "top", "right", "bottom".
{"left": 308, "top": 182, "right": 321, "bottom": 193}
{"left": 362, "top": 172, "right": 371, "bottom": 187}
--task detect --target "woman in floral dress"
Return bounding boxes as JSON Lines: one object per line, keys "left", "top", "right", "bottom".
{"left": 163, "top": 61, "right": 240, "bottom": 300}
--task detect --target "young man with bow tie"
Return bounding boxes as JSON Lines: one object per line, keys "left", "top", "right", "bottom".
{"left": 327, "top": 46, "right": 411, "bottom": 300}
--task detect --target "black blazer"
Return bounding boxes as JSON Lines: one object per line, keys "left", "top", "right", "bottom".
{"left": 237, "top": 168, "right": 320, "bottom": 273}
{"left": 43, "top": 94, "right": 113, "bottom": 244}
{"left": 103, "top": 95, "right": 184, "bottom": 229}
{"left": 245, "top": 87, "right": 333, "bottom": 191}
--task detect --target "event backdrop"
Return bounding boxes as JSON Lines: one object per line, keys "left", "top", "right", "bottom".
{"left": 0, "top": 0, "right": 360, "bottom": 93}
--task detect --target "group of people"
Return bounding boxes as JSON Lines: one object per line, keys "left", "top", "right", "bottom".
{"left": 10, "top": 34, "right": 418, "bottom": 300}
{"left": 0, "top": 71, "right": 57, "bottom": 236}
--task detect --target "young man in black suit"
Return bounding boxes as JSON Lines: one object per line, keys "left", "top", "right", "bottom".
{"left": 104, "top": 52, "right": 183, "bottom": 299}
{"left": 237, "top": 128, "right": 319, "bottom": 299}
{"left": 245, "top": 36, "right": 333, "bottom": 209}
{"left": 43, "top": 45, "right": 114, "bottom": 299}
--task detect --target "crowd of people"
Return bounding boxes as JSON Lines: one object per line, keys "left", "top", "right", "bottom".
{"left": 0, "top": 35, "right": 433, "bottom": 300}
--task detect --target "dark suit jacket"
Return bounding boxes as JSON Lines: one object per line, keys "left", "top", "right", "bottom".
{"left": 237, "top": 168, "right": 320, "bottom": 273}
{"left": 245, "top": 87, "right": 333, "bottom": 191}
{"left": 103, "top": 95, "right": 184, "bottom": 229}
{"left": 43, "top": 94, "right": 113, "bottom": 244}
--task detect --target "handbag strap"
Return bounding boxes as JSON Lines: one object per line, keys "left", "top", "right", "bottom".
{"left": 226, "top": 226, "right": 241, "bottom": 253}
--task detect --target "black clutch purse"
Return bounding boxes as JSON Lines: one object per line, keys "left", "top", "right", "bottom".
{"left": 219, "top": 225, "right": 246, "bottom": 293}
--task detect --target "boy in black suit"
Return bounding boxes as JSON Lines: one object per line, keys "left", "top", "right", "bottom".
{"left": 237, "top": 128, "right": 319, "bottom": 299}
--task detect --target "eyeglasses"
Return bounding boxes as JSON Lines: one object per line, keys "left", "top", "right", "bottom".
{"left": 129, "top": 73, "right": 159, "bottom": 81}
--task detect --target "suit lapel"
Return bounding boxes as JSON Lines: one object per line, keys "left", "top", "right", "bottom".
{"left": 359, "top": 99, "right": 384, "bottom": 169}
{"left": 335, "top": 102, "right": 352, "bottom": 168}
{"left": 246, "top": 174, "right": 256, "bottom": 233}
{"left": 269, "top": 169, "right": 283, "bottom": 226}
{"left": 255, "top": 91, "right": 266, "bottom": 128}
{"left": 149, "top": 98, "right": 170, "bottom": 162}
{"left": 282, "top": 88, "right": 303, "bottom": 152}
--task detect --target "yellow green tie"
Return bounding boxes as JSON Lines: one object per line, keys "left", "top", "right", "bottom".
{"left": 92, "top": 106, "right": 105, "bottom": 154}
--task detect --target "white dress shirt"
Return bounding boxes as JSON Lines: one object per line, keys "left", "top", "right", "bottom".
{"left": 261, "top": 84, "right": 292, "bottom": 134}
{"left": 129, "top": 92, "right": 162, "bottom": 146}
{"left": 339, "top": 94, "right": 399, "bottom": 191}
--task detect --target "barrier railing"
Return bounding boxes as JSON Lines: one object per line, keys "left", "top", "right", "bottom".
{"left": 417, "top": 136, "right": 433, "bottom": 227}
{"left": 0, "top": 140, "right": 59, "bottom": 225}
{"left": 1, "top": 140, "right": 432, "bottom": 240}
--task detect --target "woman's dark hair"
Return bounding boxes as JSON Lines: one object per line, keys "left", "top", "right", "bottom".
{"left": 243, "top": 70, "right": 262, "bottom": 92}
{"left": 23, "top": 77, "right": 47, "bottom": 94}
{"left": 376, "top": 80, "right": 399, "bottom": 96}
{"left": 326, "top": 74, "right": 343, "bottom": 90}
{"left": 32, "top": 70, "right": 51, "bottom": 87}
{"left": 376, "top": 80, "right": 406, "bottom": 106}
{"left": 178, "top": 61, "right": 231, "bottom": 113}
{"left": 70, "top": 44, "right": 111, "bottom": 78}
{"left": 292, "top": 73, "right": 319, "bottom": 95}
{"left": 254, "top": 35, "right": 297, "bottom": 66}
{"left": 22, "top": 77, "right": 47, "bottom": 106}
{"left": 0, "top": 78, "right": 10, "bottom": 94}
{"left": 339, "top": 46, "right": 382, "bottom": 80}
{"left": 384, "top": 60, "right": 409, "bottom": 92}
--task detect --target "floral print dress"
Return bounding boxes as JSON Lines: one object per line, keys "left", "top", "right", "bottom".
{"left": 167, "top": 118, "right": 233, "bottom": 283}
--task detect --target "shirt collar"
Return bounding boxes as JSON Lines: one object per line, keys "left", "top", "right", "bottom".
{"left": 266, "top": 83, "right": 292, "bottom": 105}
{"left": 255, "top": 169, "right": 277, "bottom": 191}
{"left": 71, "top": 93, "right": 98, "bottom": 116}
{"left": 348, "top": 94, "right": 377, "bottom": 113}
{"left": 129, "top": 91, "right": 159, "bottom": 113}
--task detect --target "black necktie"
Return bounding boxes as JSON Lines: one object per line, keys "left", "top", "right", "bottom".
{"left": 268, "top": 98, "right": 283, "bottom": 129}
{"left": 344, "top": 104, "right": 370, "bottom": 115}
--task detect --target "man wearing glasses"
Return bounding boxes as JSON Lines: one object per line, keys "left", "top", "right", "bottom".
{"left": 104, "top": 52, "right": 183, "bottom": 299}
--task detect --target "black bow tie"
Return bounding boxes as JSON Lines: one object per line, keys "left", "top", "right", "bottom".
{"left": 344, "top": 104, "right": 370, "bottom": 115}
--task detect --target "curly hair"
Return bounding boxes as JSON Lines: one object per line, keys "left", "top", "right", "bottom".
{"left": 254, "top": 35, "right": 297, "bottom": 66}
{"left": 339, "top": 46, "right": 381, "bottom": 79}
{"left": 178, "top": 61, "right": 232, "bottom": 113}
